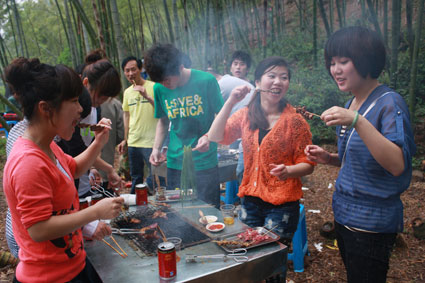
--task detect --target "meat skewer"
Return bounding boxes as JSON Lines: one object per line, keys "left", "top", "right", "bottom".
{"left": 295, "top": 106, "right": 321, "bottom": 120}
{"left": 77, "top": 123, "right": 105, "bottom": 131}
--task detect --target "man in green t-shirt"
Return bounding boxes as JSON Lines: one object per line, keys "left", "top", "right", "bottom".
{"left": 118, "top": 56, "right": 164, "bottom": 194}
{"left": 145, "top": 44, "right": 224, "bottom": 207}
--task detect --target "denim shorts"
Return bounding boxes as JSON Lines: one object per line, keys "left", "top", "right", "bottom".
{"left": 335, "top": 221, "right": 396, "bottom": 283}
{"left": 239, "top": 196, "right": 300, "bottom": 244}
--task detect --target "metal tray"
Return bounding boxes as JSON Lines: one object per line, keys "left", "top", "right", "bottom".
{"left": 215, "top": 227, "right": 280, "bottom": 253}
{"left": 155, "top": 189, "right": 195, "bottom": 203}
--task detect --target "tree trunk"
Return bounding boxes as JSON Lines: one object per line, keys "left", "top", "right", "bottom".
{"left": 137, "top": 0, "right": 145, "bottom": 53}
{"left": 110, "top": 0, "right": 128, "bottom": 88}
{"left": 329, "top": 0, "right": 333, "bottom": 34}
{"left": 91, "top": 0, "right": 106, "bottom": 52}
{"left": 366, "top": 0, "right": 383, "bottom": 40}
{"left": 390, "top": 0, "right": 401, "bottom": 88}
{"left": 11, "top": 0, "right": 28, "bottom": 57}
{"left": 172, "top": 0, "right": 181, "bottom": 48}
{"left": 408, "top": 0, "right": 424, "bottom": 123}
{"left": 318, "top": 0, "right": 331, "bottom": 38}
{"left": 140, "top": 0, "right": 155, "bottom": 44}
{"left": 263, "top": 0, "right": 267, "bottom": 57}
{"left": 70, "top": 0, "right": 99, "bottom": 49}
{"left": 163, "top": 0, "right": 175, "bottom": 44}
{"left": 6, "top": 0, "right": 19, "bottom": 57}
{"left": 203, "top": 1, "right": 211, "bottom": 70}
{"left": 335, "top": 0, "right": 344, "bottom": 28}
{"left": 383, "top": 0, "right": 388, "bottom": 47}
{"left": 64, "top": 0, "right": 79, "bottom": 68}
{"left": 313, "top": 0, "right": 318, "bottom": 67}
{"left": 406, "top": 0, "right": 413, "bottom": 62}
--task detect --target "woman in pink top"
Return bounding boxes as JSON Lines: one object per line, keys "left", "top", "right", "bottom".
{"left": 3, "top": 58, "right": 124, "bottom": 283}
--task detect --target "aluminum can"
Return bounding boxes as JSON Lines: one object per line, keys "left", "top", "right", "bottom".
{"left": 79, "top": 198, "right": 89, "bottom": 210}
{"left": 90, "top": 193, "right": 103, "bottom": 205}
{"left": 135, "top": 183, "right": 148, "bottom": 205}
{"left": 157, "top": 242, "right": 176, "bottom": 280}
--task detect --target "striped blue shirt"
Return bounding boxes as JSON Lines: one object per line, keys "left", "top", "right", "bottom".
{"left": 333, "top": 85, "right": 416, "bottom": 233}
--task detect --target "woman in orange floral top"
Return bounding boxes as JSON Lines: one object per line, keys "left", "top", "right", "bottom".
{"left": 208, "top": 56, "right": 315, "bottom": 281}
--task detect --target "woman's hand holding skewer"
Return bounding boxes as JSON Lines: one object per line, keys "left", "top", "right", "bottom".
{"left": 321, "top": 106, "right": 358, "bottom": 127}
{"left": 93, "top": 197, "right": 125, "bottom": 220}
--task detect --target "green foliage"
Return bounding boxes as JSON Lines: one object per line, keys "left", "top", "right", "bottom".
{"left": 287, "top": 66, "right": 350, "bottom": 144}
{"left": 0, "top": 138, "right": 6, "bottom": 167}
{"left": 57, "top": 47, "right": 72, "bottom": 66}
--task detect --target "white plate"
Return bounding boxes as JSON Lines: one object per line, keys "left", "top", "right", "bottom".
{"left": 206, "top": 222, "right": 226, "bottom": 233}
{"left": 199, "top": 215, "right": 218, "bottom": 225}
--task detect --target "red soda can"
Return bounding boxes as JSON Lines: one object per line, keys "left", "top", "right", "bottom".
{"left": 79, "top": 198, "right": 89, "bottom": 210}
{"left": 158, "top": 242, "right": 176, "bottom": 280}
{"left": 135, "top": 183, "right": 148, "bottom": 205}
{"left": 90, "top": 193, "right": 103, "bottom": 205}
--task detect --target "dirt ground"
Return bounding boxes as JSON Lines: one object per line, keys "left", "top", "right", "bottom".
{"left": 1, "top": 145, "right": 424, "bottom": 282}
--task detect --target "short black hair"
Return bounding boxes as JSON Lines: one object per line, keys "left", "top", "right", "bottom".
{"left": 324, "top": 26, "right": 386, "bottom": 79}
{"left": 144, "top": 43, "right": 182, "bottom": 82}
{"left": 121, "top": 56, "right": 143, "bottom": 71}
{"left": 230, "top": 50, "right": 252, "bottom": 69}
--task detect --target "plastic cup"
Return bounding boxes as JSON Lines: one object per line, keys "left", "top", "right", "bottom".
{"left": 168, "top": 237, "right": 182, "bottom": 263}
{"left": 220, "top": 204, "right": 235, "bottom": 225}
{"left": 155, "top": 186, "right": 166, "bottom": 201}
{"left": 167, "top": 237, "right": 182, "bottom": 251}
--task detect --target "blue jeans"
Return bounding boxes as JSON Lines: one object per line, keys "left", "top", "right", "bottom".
{"left": 239, "top": 196, "right": 300, "bottom": 281}
{"left": 167, "top": 166, "right": 220, "bottom": 208}
{"left": 335, "top": 221, "right": 397, "bottom": 283}
{"left": 236, "top": 150, "right": 244, "bottom": 185}
{"left": 128, "top": 147, "right": 165, "bottom": 194}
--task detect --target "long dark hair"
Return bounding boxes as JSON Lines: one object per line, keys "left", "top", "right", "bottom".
{"left": 4, "top": 57, "right": 82, "bottom": 120}
{"left": 248, "top": 56, "right": 291, "bottom": 130}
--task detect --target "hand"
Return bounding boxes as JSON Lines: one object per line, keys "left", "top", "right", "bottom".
{"left": 228, "top": 85, "right": 251, "bottom": 105}
{"left": 304, "top": 145, "right": 331, "bottom": 164}
{"left": 91, "top": 221, "right": 112, "bottom": 241}
{"left": 89, "top": 168, "right": 103, "bottom": 186}
{"left": 269, "top": 163, "right": 290, "bottom": 180}
{"left": 117, "top": 140, "right": 127, "bottom": 154}
{"left": 93, "top": 118, "right": 112, "bottom": 147}
{"left": 321, "top": 106, "right": 357, "bottom": 127}
{"left": 150, "top": 148, "right": 167, "bottom": 166}
{"left": 192, "top": 135, "right": 209, "bottom": 152}
{"left": 93, "top": 197, "right": 124, "bottom": 220}
{"left": 107, "top": 170, "right": 122, "bottom": 191}
{"left": 133, "top": 85, "right": 148, "bottom": 99}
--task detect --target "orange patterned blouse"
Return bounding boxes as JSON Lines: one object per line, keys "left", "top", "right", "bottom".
{"left": 221, "top": 105, "right": 315, "bottom": 205}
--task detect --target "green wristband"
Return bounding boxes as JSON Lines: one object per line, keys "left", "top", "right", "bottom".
{"left": 350, "top": 111, "right": 359, "bottom": 129}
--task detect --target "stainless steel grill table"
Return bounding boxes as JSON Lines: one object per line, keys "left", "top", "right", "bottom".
{"left": 84, "top": 199, "right": 287, "bottom": 282}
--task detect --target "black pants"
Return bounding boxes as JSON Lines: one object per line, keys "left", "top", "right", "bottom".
{"left": 335, "top": 221, "right": 396, "bottom": 283}
{"left": 14, "top": 257, "right": 102, "bottom": 283}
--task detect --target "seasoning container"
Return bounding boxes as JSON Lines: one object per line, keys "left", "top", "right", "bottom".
{"left": 157, "top": 242, "right": 177, "bottom": 280}
{"left": 135, "top": 183, "right": 148, "bottom": 205}
{"left": 90, "top": 193, "right": 104, "bottom": 205}
{"left": 79, "top": 198, "right": 89, "bottom": 210}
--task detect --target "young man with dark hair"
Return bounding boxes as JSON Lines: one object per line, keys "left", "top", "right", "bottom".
{"left": 229, "top": 50, "right": 252, "bottom": 82}
{"left": 118, "top": 56, "right": 164, "bottom": 193}
{"left": 145, "top": 43, "right": 223, "bottom": 208}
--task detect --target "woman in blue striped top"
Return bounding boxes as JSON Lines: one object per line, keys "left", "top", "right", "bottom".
{"left": 305, "top": 26, "right": 416, "bottom": 283}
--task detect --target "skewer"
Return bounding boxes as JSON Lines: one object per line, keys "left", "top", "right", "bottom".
{"left": 131, "top": 79, "right": 136, "bottom": 86}
{"left": 262, "top": 224, "right": 279, "bottom": 236}
{"left": 110, "top": 235, "right": 128, "bottom": 257}
{"left": 157, "top": 225, "right": 167, "bottom": 242}
{"left": 102, "top": 239, "right": 127, "bottom": 258}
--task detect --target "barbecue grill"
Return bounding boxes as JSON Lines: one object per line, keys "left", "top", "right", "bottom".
{"left": 111, "top": 206, "right": 210, "bottom": 256}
